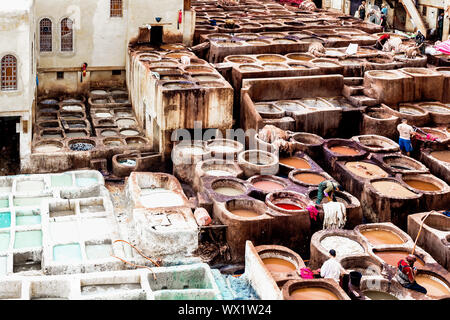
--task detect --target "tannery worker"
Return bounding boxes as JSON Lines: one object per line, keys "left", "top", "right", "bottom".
{"left": 375, "top": 33, "right": 390, "bottom": 50}
{"left": 397, "top": 118, "right": 416, "bottom": 156}
{"left": 315, "top": 249, "right": 342, "bottom": 282}
{"left": 395, "top": 255, "right": 427, "bottom": 294}
{"left": 316, "top": 180, "right": 341, "bottom": 205}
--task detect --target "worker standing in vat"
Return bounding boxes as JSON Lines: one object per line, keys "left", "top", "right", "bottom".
{"left": 395, "top": 255, "right": 427, "bottom": 294}
{"left": 314, "top": 249, "right": 342, "bottom": 282}
{"left": 358, "top": 1, "right": 366, "bottom": 21}
{"left": 315, "top": 180, "right": 341, "bottom": 205}
{"left": 397, "top": 118, "right": 416, "bottom": 156}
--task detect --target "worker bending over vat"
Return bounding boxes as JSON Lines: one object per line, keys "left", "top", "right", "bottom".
{"left": 314, "top": 249, "right": 343, "bottom": 282}
{"left": 315, "top": 180, "right": 341, "bottom": 205}
{"left": 397, "top": 118, "right": 416, "bottom": 156}
{"left": 395, "top": 255, "right": 427, "bottom": 294}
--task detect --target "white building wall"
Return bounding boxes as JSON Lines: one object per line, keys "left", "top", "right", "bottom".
{"left": 0, "top": 0, "right": 36, "bottom": 161}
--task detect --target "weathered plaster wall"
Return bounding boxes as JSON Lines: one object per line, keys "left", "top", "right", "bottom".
{"left": 0, "top": 0, "right": 36, "bottom": 161}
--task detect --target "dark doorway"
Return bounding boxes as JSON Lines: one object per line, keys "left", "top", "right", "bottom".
{"left": 393, "top": 4, "right": 407, "bottom": 31}
{"left": 350, "top": 0, "right": 362, "bottom": 17}
{"left": 150, "top": 26, "right": 163, "bottom": 46}
{"left": 0, "top": 116, "right": 20, "bottom": 175}
{"left": 313, "top": 0, "right": 322, "bottom": 9}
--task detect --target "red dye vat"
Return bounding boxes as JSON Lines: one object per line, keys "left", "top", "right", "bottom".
{"left": 275, "top": 203, "right": 303, "bottom": 210}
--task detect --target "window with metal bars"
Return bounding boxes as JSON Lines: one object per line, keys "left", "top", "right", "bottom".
{"left": 40, "top": 18, "right": 52, "bottom": 52}
{"left": 61, "top": 18, "right": 73, "bottom": 52}
{"left": 1, "top": 55, "right": 17, "bottom": 91}
{"left": 110, "top": 0, "right": 123, "bottom": 17}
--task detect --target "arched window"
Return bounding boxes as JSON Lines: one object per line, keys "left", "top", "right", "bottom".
{"left": 1, "top": 55, "right": 17, "bottom": 91}
{"left": 39, "top": 18, "right": 52, "bottom": 52}
{"left": 110, "top": 0, "right": 123, "bottom": 17}
{"left": 61, "top": 18, "right": 73, "bottom": 52}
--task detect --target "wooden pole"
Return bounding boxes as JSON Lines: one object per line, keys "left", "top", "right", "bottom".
{"left": 411, "top": 212, "right": 432, "bottom": 256}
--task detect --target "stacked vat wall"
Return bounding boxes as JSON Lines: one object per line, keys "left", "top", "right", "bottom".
{"left": 127, "top": 46, "right": 234, "bottom": 160}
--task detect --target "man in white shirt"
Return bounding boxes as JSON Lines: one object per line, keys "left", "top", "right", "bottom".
{"left": 397, "top": 118, "right": 416, "bottom": 156}
{"left": 316, "top": 249, "right": 342, "bottom": 282}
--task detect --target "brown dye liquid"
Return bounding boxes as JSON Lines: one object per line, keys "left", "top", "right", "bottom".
{"left": 371, "top": 181, "right": 417, "bottom": 197}
{"left": 329, "top": 146, "right": 360, "bottom": 156}
{"left": 361, "top": 230, "right": 404, "bottom": 245}
{"left": 345, "top": 161, "right": 389, "bottom": 179}
{"left": 290, "top": 287, "right": 339, "bottom": 300}
{"left": 375, "top": 251, "right": 425, "bottom": 267}
{"left": 404, "top": 179, "right": 441, "bottom": 192}
{"left": 279, "top": 157, "right": 311, "bottom": 169}
{"left": 230, "top": 209, "right": 260, "bottom": 218}
{"left": 262, "top": 258, "right": 296, "bottom": 273}
{"left": 257, "top": 56, "right": 286, "bottom": 62}
{"left": 252, "top": 180, "right": 284, "bottom": 192}
{"left": 431, "top": 151, "right": 450, "bottom": 163}
{"left": 415, "top": 275, "right": 450, "bottom": 297}
{"left": 293, "top": 173, "right": 326, "bottom": 185}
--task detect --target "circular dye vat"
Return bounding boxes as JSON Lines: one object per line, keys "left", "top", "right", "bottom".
{"left": 213, "top": 187, "right": 245, "bottom": 196}
{"left": 293, "top": 173, "right": 326, "bottom": 185}
{"left": 345, "top": 161, "right": 389, "bottom": 179}
{"left": 35, "top": 142, "right": 62, "bottom": 152}
{"left": 419, "top": 103, "right": 450, "bottom": 114}
{"left": 239, "top": 64, "right": 264, "bottom": 72}
{"left": 252, "top": 180, "right": 285, "bottom": 192}
{"left": 275, "top": 203, "right": 304, "bottom": 211}
{"left": 62, "top": 105, "right": 83, "bottom": 112}
{"left": 206, "top": 170, "right": 233, "bottom": 177}
{"left": 329, "top": 146, "right": 360, "bottom": 156}
{"left": 404, "top": 179, "right": 441, "bottom": 192}
{"left": 375, "top": 251, "right": 424, "bottom": 266}
{"left": 290, "top": 287, "right": 339, "bottom": 300}
{"left": 371, "top": 181, "right": 417, "bottom": 197}
{"left": 91, "top": 90, "right": 107, "bottom": 95}
{"left": 230, "top": 209, "right": 260, "bottom": 218}
{"left": 364, "top": 290, "right": 398, "bottom": 300}
{"left": 140, "top": 190, "right": 184, "bottom": 208}
{"left": 120, "top": 129, "right": 139, "bottom": 136}
{"left": 40, "top": 99, "right": 58, "bottom": 105}
{"left": 117, "top": 119, "right": 136, "bottom": 127}
{"left": 101, "top": 130, "right": 117, "bottom": 137}
{"left": 430, "top": 151, "right": 450, "bottom": 163}
{"left": 95, "top": 112, "right": 112, "bottom": 118}
{"left": 163, "top": 82, "right": 195, "bottom": 90}
{"left": 262, "top": 258, "right": 296, "bottom": 273}
{"left": 415, "top": 274, "right": 450, "bottom": 297}
{"left": 279, "top": 157, "right": 311, "bottom": 169}
{"left": 70, "top": 142, "right": 94, "bottom": 151}
{"left": 257, "top": 55, "right": 286, "bottom": 63}
{"left": 273, "top": 39, "right": 297, "bottom": 44}
{"left": 263, "top": 63, "right": 287, "bottom": 70}
{"left": 321, "top": 236, "right": 364, "bottom": 256}
{"left": 192, "top": 74, "right": 220, "bottom": 81}
{"left": 287, "top": 53, "right": 313, "bottom": 61}
{"left": 360, "top": 229, "right": 405, "bottom": 245}
{"left": 226, "top": 56, "right": 256, "bottom": 64}
{"left": 66, "top": 132, "right": 88, "bottom": 138}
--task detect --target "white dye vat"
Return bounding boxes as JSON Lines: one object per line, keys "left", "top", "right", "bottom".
{"left": 320, "top": 236, "right": 364, "bottom": 257}
{"left": 81, "top": 218, "right": 112, "bottom": 240}
{"left": 208, "top": 145, "right": 238, "bottom": 153}
{"left": 62, "top": 105, "right": 83, "bottom": 112}
{"left": 206, "top": 170, "right": 233, "bottom": 177}
{"left": 16, "top": 180, "right": 45, "bottom": 193}
{"left": 85, "top": 244, "right": 113, "bottom": 260}
{"left": 139, "top": 189, "right": 184, "bottom": 208}
{"left": 50, "top": 221, "right": 79, "bottom": 243}
{"left": 81, "top": 283, "right": 141, "bottom": 295}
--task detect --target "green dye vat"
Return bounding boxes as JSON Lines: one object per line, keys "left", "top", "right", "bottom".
{"left": 53, "top": 243, "right": 82, "bottom": 262}
{"left": 14, "top": 231, "right": 42, "bottom": 249}
{"left": 0, "top": 199, "right": 9, "bottom": 209}
{"left": 85, "top": 244, "right": 112, "bottom": 260}
{"left": 13, "top": 197, "right": 50, "bottom": 207}
{"left": 76, "top": 177, "right": 98, "bottom": 187}
{"left": 16, "top": 214, "right": 41, "bottom": 226}
{"left": 0, "top": 212, "right": 11, "bottom": 229}
{"left": 0, "top": 233, "right": 10, "bottom": 251}
{"left": 51, "top": 174, "right": 73, "bottom": 188}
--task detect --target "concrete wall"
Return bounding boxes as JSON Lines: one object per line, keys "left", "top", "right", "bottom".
{"left": 0, "top": 0, "right": 36, "bottom": 161}
{"left": 35, "top": 0, "right": 195, "bottom": 94}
